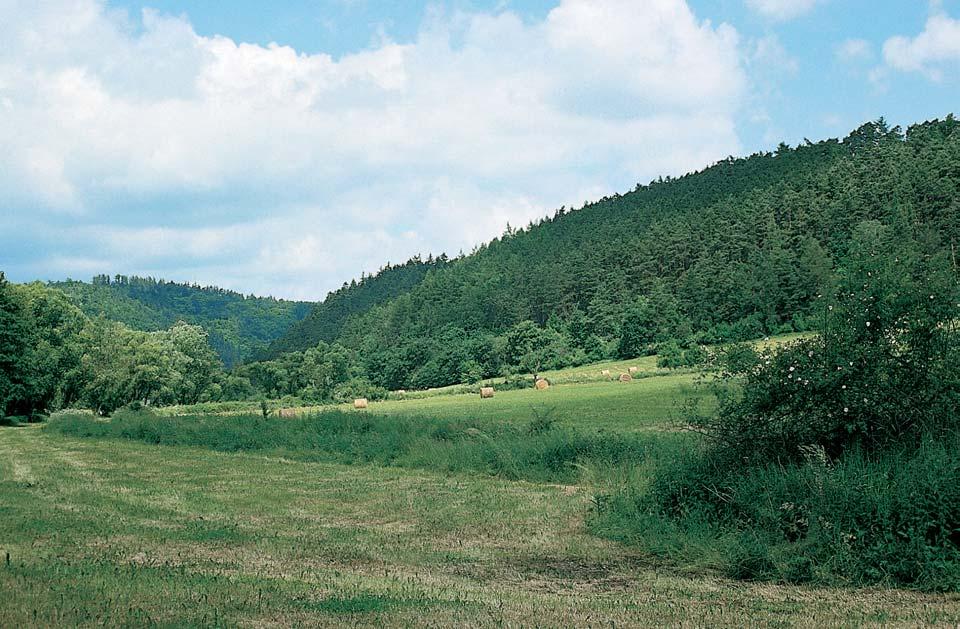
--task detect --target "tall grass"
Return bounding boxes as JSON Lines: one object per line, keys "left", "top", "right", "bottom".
{"left": 590, "top": 434, "right": 960, "bottom": 591}
{"left": 47, "top": 408, "right": 677, "bottom": 484}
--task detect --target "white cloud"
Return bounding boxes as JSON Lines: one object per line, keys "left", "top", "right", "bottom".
{"left": 745, "top": 0, "right": 821, "bottom": 21}
{"left": 0, "top": 0, "right": 745, "bottom": 299}
{"left": 882, "top": 12, "right": 960, "bottom": 81}
{"left": 836, "top": 38, "right": 873, "bottom": 63}
{"left": 751, "top": 34, "right": 799, "bottom": 74}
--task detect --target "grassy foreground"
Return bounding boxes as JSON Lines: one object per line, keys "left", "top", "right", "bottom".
{"left": 3, "top": 426, "right": 959, "bottom": 627}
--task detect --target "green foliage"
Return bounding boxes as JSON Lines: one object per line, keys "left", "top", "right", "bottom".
{"left": 0, "top": 279, "right": 236, "bottom": 416}
{"left": 618, "top": 284, "right": 691, "bottom": 359}
{"left": 717, "top": 342, "right": 759, "bottom": 374}
{"left": 235, "top": 341, "right": 354, "bottom": 401}
{"left": 595, "top": 216, "right": 960, "bottom": 591}
{"left": 260, "top": 117, "right": 960, "bottom": 393}
{"left": 264, "top": 255, "right": 448, "bottom": 358}
{"left": 74, "top": 320, "right": 225, "bottom": 414}
{"left": 0, "top": 272, "right": 35, "bottom": 417}
{"left": 655, "top": 341, "right": 706, "bottom": 369}
{"left": 332, "top": 378, "right": 388, "bottom": 403}
{"left": 1, "top": 278, "right": 91, "bottom": 417}
{"left": 690, "top": 222, "right": 959, "bottom": 462}
{"left": 505, "top": 320, "right": 577, "bottom": 375}
{"left": 591, "top": 437, "right": 960, "bottom": 591}
{"left": 51, "top": 275, "right": 312, "bottom": 367}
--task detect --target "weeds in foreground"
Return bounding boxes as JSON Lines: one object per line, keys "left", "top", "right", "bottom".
{"left": 46, "top": 408, "right": 678, "bottom": 485}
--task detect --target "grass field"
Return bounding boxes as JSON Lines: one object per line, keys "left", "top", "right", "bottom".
{"left": 3, "top": 425, "right": 959, "bottom": 627}
{"left": 6, "top": 332, "right": 956, "bottom": 626}
{"left": 334, "top": 372, "right": 711, "bottom": 433}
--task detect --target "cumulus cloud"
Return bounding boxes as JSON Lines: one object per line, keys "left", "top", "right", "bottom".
{"left": 0, "top": 0, "right": 745, "bottom": 299}
{"left": 745, "top": 0, "right": 821, "bottom": 21}
{"left": 882, "top": 12, "right": 960, "bottom": 81}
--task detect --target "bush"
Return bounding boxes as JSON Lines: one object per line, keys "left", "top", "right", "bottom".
{"left": 689, "top": 224, "right": 959, "bottom": 463}
{"left": 594, "top": 224, "right": 960, "bottom": 591}
{"left": 332, "top": 378, "right": 388, "bottom": 403}
{"left": 717, "top": 342, "right": 758, "bottom": 374}
{"left": 656, "top": 341, "right": 685, "bottom": 369}
{"left": 656, "top": 340, "right": 708, "bottom": 369}
{"left": 591, "top": 436, "right": 960, "bottom": 590}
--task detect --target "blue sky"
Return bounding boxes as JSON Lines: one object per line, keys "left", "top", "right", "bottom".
{"left": 1, "top": 0, "right": 959, "bottom": 299}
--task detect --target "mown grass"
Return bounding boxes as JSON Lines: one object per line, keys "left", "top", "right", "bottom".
{"left": 332, "top": 373, "right": 711, "bottom": 433}
{"left": 3, "top": 426, "right": 958, "bottom": 627}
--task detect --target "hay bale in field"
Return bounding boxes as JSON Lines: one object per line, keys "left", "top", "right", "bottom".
{"left": 601, "top": 369, "right": 611, "bottom": 377}
{"left": 278, "top": 408, "right": 297, "bottom": 418}
{"left": 353, "top": 398, "right": 369, "bottom": 409}
{"left": 628, "top": 366, "right": 639, "bottom": 374}
{"left": 619, "top": 373, "right": 633, "bottom": 383}
{"left": 480, "top": 387, "right": 495, "bottom": 399}
{"left": 535, "top": 378, "right": 550, "bottom": 390}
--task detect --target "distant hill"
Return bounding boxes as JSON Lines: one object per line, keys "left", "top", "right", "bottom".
{"left": 262, "top": 255, "right": 450, "bottom": 358}
{"left": 50, "top": 276, "right": 312, "bottom": 367}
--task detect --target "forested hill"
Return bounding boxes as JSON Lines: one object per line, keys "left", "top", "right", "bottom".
{"left": 262, "top": 116, "right": 959, "bottom": 393}
{"left": 50, "top": 276, "right": 312, "bottom": 367}
{"left": 262, "top": 255, "right": 450, "bottom": 358}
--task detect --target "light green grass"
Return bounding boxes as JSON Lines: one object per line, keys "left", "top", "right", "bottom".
{"left": 160, "top": 332, "right": 810, "bottom": 419}
{"left": 2, "top": 426, "right": 957, "bottom": 627}
{"left": 162, "top": 366, "right": 711, "bottom": 432}
{"left": 336, "top": 373, "right": 711, "bottom": 432}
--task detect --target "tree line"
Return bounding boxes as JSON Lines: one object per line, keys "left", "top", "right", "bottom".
{"left": 3, "top": 116, "right": 959, "bottom": 417}
{"left": 266, "top": 116, "right": 960, "bottom": 392}
{"left": 50, "top": 275, "right": 313, "bottom": 368}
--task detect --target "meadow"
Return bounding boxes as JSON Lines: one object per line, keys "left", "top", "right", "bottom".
{"left": 4, "top": 340, "right": 960, "bottom": 626}
{"left": 3, "top": 424, "right": 959, "bottom": 627}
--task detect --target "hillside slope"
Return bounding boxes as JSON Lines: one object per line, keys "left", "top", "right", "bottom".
{"left": 51, "top": 276, "right": 312, "bottom": 367}
{"left": 262, "top": 255, "right": 449, "bottom": 358}
{"left": 266, "top": 116, "right": 959, "bottom": 392}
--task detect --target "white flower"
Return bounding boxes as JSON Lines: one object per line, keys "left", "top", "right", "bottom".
{"left": 789, "top": 366, "right": 795, "bottom": 371}
{"left": 866, "top": 321, "right": 871, "bottom": 327}
{"left": 844, "top": 407, "right": 849, "bottom": 413}
{"left": 842, "top": 385, "right": 847, "bottom": 389}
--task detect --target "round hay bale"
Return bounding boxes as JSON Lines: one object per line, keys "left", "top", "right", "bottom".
{"left": 279, "top": 408, "right": 297, "bottom": 418}
{"left": 535, "top": 378, "right": 550, "bottom": 390}
{"left": 628, "top": 366, "right": 639, "bottom": 374}
{"left": 601, "top": 369, "right": 611, "bottom": 377}
{"left": 480, "top": 387, "right": 495, "bottom": 399}
{"left": 619, "top": 373, "right": 633, "bottom": 383}
{"left": 353, "top": 398, "right": 369, "bottom": 409}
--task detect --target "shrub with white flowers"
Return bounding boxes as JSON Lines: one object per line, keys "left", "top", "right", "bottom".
{"left": 687, "top": 221, "right": 959, "bottom": 462}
